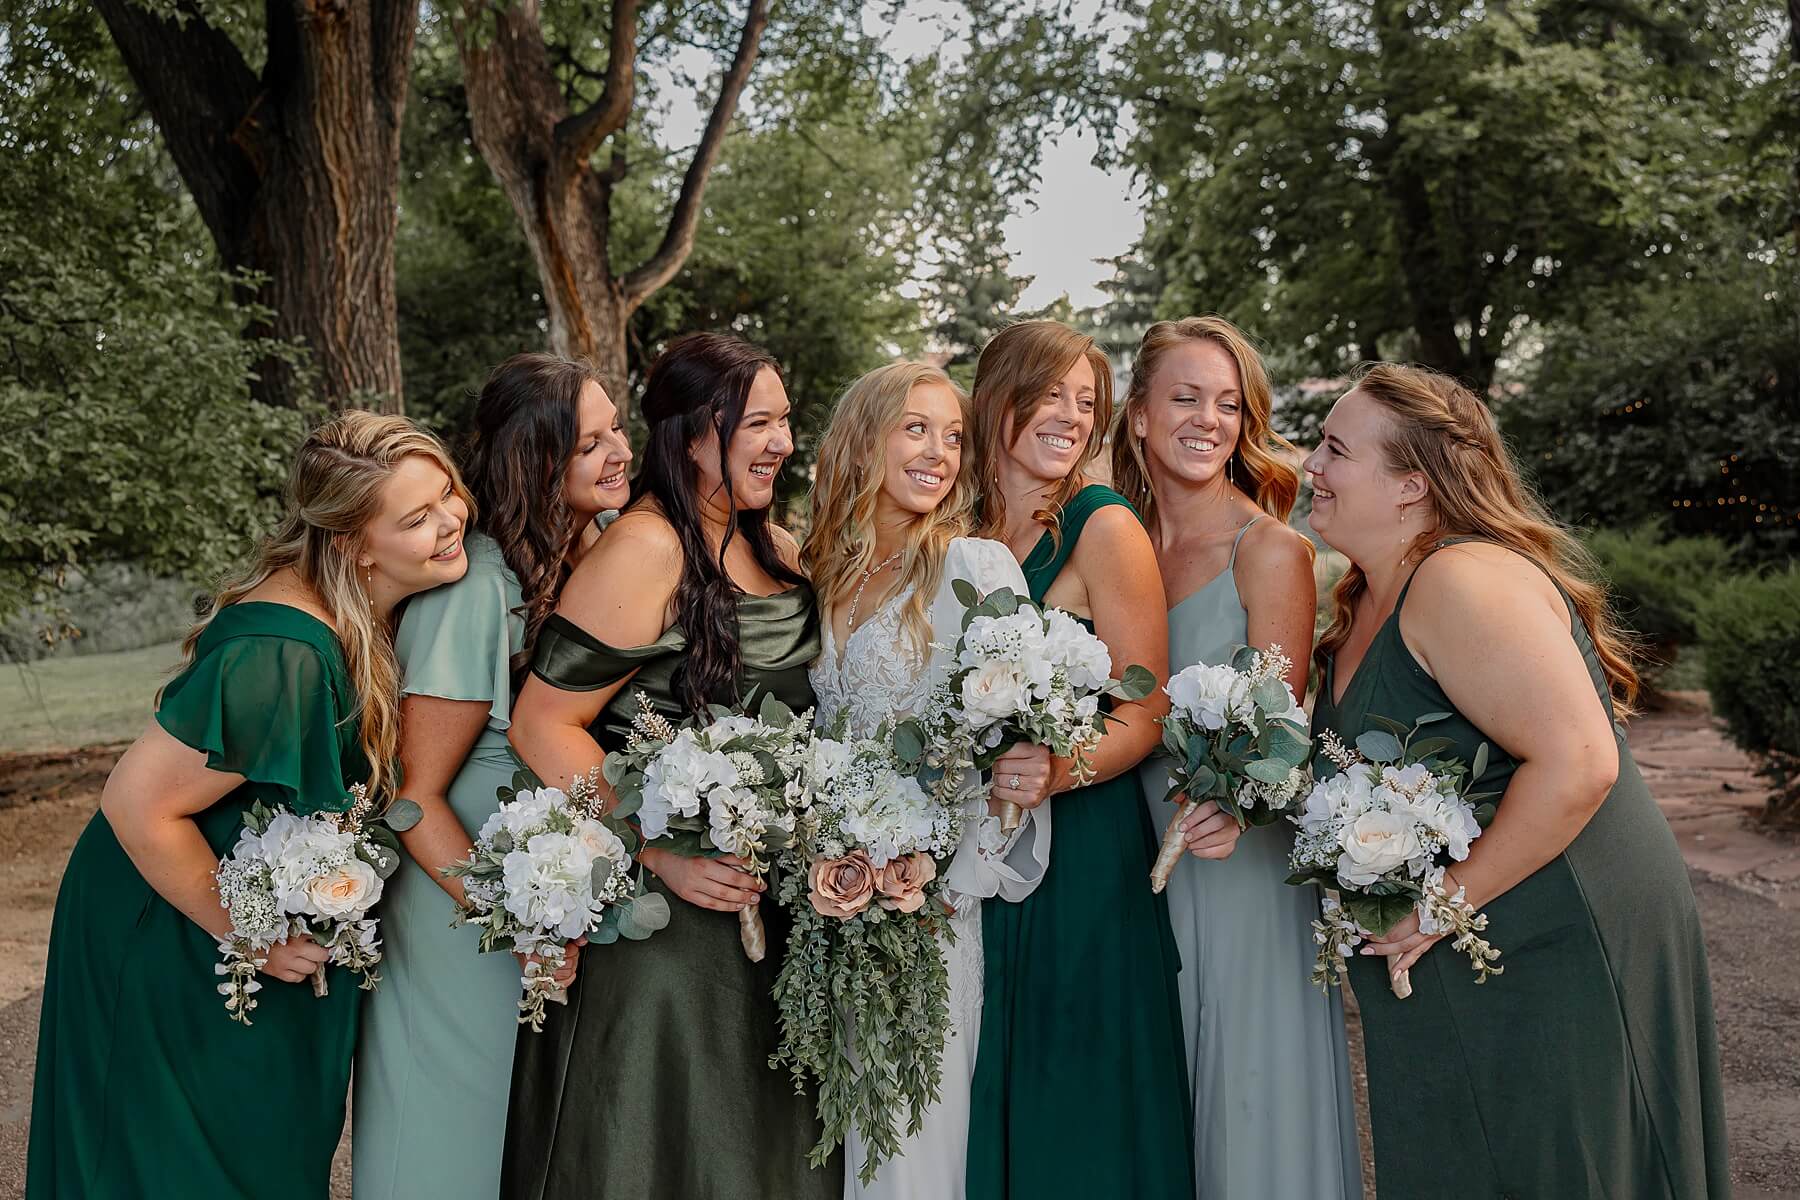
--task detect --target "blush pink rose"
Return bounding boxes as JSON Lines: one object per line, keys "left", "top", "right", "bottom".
{"left": 809, "top": 852, "right": 878, "bottom": 919}
{"left": 876, "top": 853, "right": 937, "bottom": 914}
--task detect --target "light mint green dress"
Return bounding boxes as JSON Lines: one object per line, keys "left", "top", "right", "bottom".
{"left": 1138, "top": 517, "right": 1363, "bottom": 1200}
{"left": 354, "top": 532, "right": 526, "bottom": 1200}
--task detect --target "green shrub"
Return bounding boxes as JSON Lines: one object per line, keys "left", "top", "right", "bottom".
{"left": 1697, "top": 564, "right": 1800, "bottom": 824}
{"left": 1583, "top": 524, "right": 1734, "bottom": 681}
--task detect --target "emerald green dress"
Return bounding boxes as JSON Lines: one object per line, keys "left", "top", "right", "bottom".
{"left": 968, "top": 485, "right": 1195, "bottom": 1200}
{"left": 1310, "top": 540, "right": 1730, "bottom": 1199}
{"left": 501, "top": 585, "right": 841, "bottom": 1200}
{"left": 28, "top": 602, "right": 367, "bottom": 1199}
{"left": 356, "top": 532, "right": 527, "bottom": 1200}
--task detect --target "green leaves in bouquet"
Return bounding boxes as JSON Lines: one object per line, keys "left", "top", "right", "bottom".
{"left": 892, "top": 718, "right": 928, "bottom": 772}
{"left": 359, "top": 822, "right": 404, "bottom": 880}
{"left": 1355, "top": 729, "right": 1405, "bottom": 764}
{"left": 950, "top": 577, "right": 982, "bottom": 609}
{"left": 381, "top": 798, "right": 423, "bottom": 833}
{"left": 1341, "top": 886, "right": 1420, "bottom": 939}
{"left": 1229, "top": 644, "right": 1260, "bottom": 674}
{"left": 241, "top": 800, "right": 277, "bottom": 836}
{"left": 1115, "top": 663, "right": 1157, "bottom": 702}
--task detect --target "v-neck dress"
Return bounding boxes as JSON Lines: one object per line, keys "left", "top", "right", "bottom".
{"left": 967, "top": 485, "right": 1195, "bottom": 1200}
{"left": 1310, "top": 539, "right": 1729, "bottom": 1198}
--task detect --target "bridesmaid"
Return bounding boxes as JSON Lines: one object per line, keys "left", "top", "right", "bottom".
{"left": 1111, "top": 317, "right": 1362, "bottom": 1199}
{"left": 501, "top": 333, "right": 839, "bottom": 1200}
{"left": 28, "top": 413, "right": 471, "bottom": 1199}
{"left": 964, "top": 320, "right": 1193, "bottom": 1199}
{"left": 354, "top": 354, "right": 632, "bottom": 1200}
{"left": 1306, "top": 364, "right": 1729, "bottom": 1197}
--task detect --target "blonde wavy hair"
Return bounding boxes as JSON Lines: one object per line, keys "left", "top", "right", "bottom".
{"left": 1111, "top": 315, "right": 1301, "bottom": 527}
{"left": 970, "top": 321, "right": 1114, "bottom": 545}
{"left": 168, "top": 411, "right": 473, "bottom": 796}
{"left": 802, "top": 362, "right": 977, "bottom": 661}
{"left": 1316, "top": 363, "right": 1639, "bottom": 713}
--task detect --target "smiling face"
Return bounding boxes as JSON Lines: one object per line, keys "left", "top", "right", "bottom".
{"left": 1302, "top": 387, "right": 1423, "bottom": 557}
{"left": 1132, "top": 338, "right": 1243, "bottom": 489}
{"left": 561, "top": 379, "right": 633, "bottom": 518}
{"left": 360, "top": 453, "right": 470, "bottom": 594}
{"left": 876, "top": 380, "right": 965, "bottom": 521}
{"left": 692, "top": 366, "right": 793, "bottom": 512}
{"left": 1001, "top": 354, "right": 1098, "bottom": 485}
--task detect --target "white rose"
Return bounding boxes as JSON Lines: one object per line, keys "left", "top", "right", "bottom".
{"left": 962, "top": 661, "right": 1031, "bottom": 726}
{"left": 1335, "top": 809, "right": 1423, "bottom": 888}
{"left": 573, "top": 817, "right": 628, "bottom": 866}
{"left": 305, "top": 857, "right": 382, "bottom": 918}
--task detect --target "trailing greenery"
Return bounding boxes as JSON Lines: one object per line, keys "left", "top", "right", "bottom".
{"left": 1697, "top": 564, "right": 1800, "bottom": 824}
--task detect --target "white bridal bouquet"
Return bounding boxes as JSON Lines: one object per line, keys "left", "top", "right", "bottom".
{"left": 445, "top": 768, "right": 663, "bottom": 1030}
{"left": 900, "top": 580, "right": 1156, "bottom": 831}
{"left": 213, "top": 784, "right": 420, "bottom": 1025}
{"left": 1149, "top": 644, "right": 1311, "bottom": 893}
{"left": 603, "top": 691, "right": 815, "bottom": 961}
{"left": 771, "top": 720, "right": 964, "bottom": 1184}
{"left": 1286, "top": 716, "right": 1504, "bottom": 997}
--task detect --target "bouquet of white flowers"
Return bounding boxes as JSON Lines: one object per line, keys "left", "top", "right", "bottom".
{"left": 603, "top": 691, "right": 814, "bottom": 961}
{"left": 771, "top": 721, "right": 964, "bottom": 1184}
{"left": 1149, "top": 644, "right": 1311, "bottom": 893}
{"left": 444, "top": 768, "right": 662, "bottom": 1031}
{"left": 1286, "top": 715, "right": 1504, "bottom": 997}
{"left": 899, "top": 580, "right": 1155, "bottom": 832}
{"left": 213, "top": 784, "right": 420, "bottom": 1025}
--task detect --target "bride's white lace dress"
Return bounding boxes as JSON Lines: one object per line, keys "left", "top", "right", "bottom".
{"left": 809, "top": 537, "right": 1052, "bottom": 1200}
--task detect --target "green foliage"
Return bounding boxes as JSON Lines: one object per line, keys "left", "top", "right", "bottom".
{"left": 0, "top": 1, "right": 309, "bottom": 628}
{"left": 1697, "top": 563, "right": 1800, "bottom": 821}
{"left": 1582, "top": 524, "right": 1736, "bottom": 679}
{"left": 1505, "top": 256, "right": 1800, "bottom": 559}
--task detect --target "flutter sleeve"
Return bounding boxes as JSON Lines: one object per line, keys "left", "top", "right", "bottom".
{"left": 155, "top": 635, "right": 351, "bottom": 816}
{"left": 395, "top": 552, "right": 519, "bottom": 730}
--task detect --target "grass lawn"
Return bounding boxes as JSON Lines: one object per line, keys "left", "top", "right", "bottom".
{"left": 0, "top": 642, "right": 182, "bottom": 754}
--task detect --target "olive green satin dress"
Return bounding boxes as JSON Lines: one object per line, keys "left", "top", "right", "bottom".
{"left": 1311, "top": 540, "right": 1730, "bottom": 1198}
{"left": 28, "top": 603, "right": 366, "bottom": 1199}
{"left": 968, "top": 486, "right": 1195, "bottom": 1200}
{"left": 500, "top": 585, "right": 842, "bottom": 1200}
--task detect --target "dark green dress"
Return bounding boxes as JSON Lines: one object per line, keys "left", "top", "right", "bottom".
{"left": 501, "top": 585, "right": 842, "bottom": 1200}
{"left": 28, "top": 603, "right": 367, "bottom": 1199}
{"left": 1310, "top": 541, "right": 1730, "bottom": 1199}
{"left": 968, "top": 485, "right": 1195, "bottom": 1200}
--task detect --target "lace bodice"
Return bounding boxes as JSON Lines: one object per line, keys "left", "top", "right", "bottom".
{"left": 809, "top": 588, "right": 941, "bottom": 737}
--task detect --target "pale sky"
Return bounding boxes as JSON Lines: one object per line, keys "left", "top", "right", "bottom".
{"left": 651, "top": 0, "right": 1143, "bottom": 311}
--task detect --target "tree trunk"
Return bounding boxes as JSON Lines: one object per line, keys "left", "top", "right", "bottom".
{"left": 95, "top": 0, "right": 417, "bottom": 411}
{"left": 1789, "top": 0, "right": 1800, "bottom": 254}
{"left": 454, "top": 0, "right": 769, "bottom": 421}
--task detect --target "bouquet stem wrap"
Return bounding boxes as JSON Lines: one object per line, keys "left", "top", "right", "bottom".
{"left": 1387, "top": 958, "right": 1413, "bottom": 999}
{"left": 310, "top": 965, "right": 329, "bottom": 998}
{"left": 739, "top": 904, "right": 767, "bottom": 962}
{"left": 1150, "top": 799, "right": 1202, "bottom": 894}
{"left": 996, "top": 799, "right": 1022, "bottom": 835}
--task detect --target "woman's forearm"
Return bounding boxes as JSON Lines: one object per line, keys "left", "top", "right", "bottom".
{"left": 509, "top": 722, "right": 618, "bottom": 808}
{"left": 1445, "top": 756, "right": 1614, "bottom": 910}
{"left": 398, "top": 794, "right": 477, "bottom": 906}
{"left": 1062, "top": 699, "right": 1163, "bottom": 790}
{"left": 109, "top": 812, "right": 233, "bottom": 941}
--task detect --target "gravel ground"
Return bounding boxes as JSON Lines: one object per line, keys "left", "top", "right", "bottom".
{"left": 0, "top": 745, "right": 1795, "bottom": 1198}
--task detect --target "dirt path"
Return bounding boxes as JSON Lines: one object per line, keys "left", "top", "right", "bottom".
{"left": 0, "top": 702, "right": 1796, "bottom": 1198}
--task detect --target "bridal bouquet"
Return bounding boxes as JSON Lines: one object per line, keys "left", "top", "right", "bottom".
{"left": 213, "top": 784, "right": 420, "bottom": 1025}
{"left": 1148, "top": 644, "right": 1311, "bottom": 893}
{"left": 1286, "top": 716, "right": 1504, "bottom": 997}
{"left": 603, "top": 691, "right": 814, "bottom": 961}
{"left": 899, "top": 580, "right": 1156, "bottom": 831}
{"left": 771, "top": 721, "right": 964, "bottom": 1184}
{"left": 445, "top": 768, "right": 662, "bottom": 1030}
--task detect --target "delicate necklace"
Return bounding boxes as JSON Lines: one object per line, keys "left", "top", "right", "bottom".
{"left": 846, "top": 550, "right": 904, "bottom": 634}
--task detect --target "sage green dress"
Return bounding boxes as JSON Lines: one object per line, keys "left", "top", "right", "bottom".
{"left": 355, "top": 532, "right": 527, "bottom": 1200}
{"left": 501, "top": 585, "right": 841, "bottom": 1200}
{"left": 28, "top": 602, "right": 366, "bottom": 1199}
{"left": 1138, "top": 517, "right": 1362, "bottom": 1200}
{"left": 1310, "top": 540, "right": 1730, "bottom": 1199}
{"left": 969, "top": 485, "right": 1194, "bottom": 1200}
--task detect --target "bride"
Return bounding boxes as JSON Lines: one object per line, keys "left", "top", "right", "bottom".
{"left": 802, "top": 361, "right": 1053, "bottom": 1198}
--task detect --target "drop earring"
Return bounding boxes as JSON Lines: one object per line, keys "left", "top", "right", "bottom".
{"left": 364, "top": 563, "right": 374, "bottom": 614}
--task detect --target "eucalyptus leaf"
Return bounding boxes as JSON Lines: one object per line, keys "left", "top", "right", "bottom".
{"left": 610, "top": 791, "right": 642, "bottom": 821}
{"left": 951, "top": 577, "right": 981, "bottom": 608}
{"left": 1355, "top": 729, "right": 1404, "bottom": 764}
{"left": 990, "top": 589, "right": 1018, "bottom": 616}
{"left": 1117, "top": 663, "right": 1156, "bottom": 701}
{"left": 1185, "top": 764, "right": 1219, "bottom": 797}
{"left": 1264, "top": 721, "right": 1311, "bottom": 764}
{"left": 758, "top": 692, "right": 794, "bottom": 724}
{"left": 630, "top": 891, "right": 672, "bottom": 932}
{"left": 1159, "top": 720, "right": 1189, "bottom": 761}
{"left": 1414, "top": 711, "right": 1453, "bottom": 726}
{"left": 1243, "top": 757, "right": 1294, "bottom": 785}
{"left": 893, "top": 721, "right": 926, "bottom": 767}
{"left": 1407, "top": 737, "right": 1456, "bottom": 763}
{"left": 1471, "top": 743, "right": 1491, "bottom": 780}
{"left": 383, "top": 797, "right": 424, "bottom": 832}
{"left": 1249, "top": 677, "right": 1290, "bottom": 714}
{"left": 1229, "top": 644, "right": 1258, "bottom": 673}
{"left": 1368, "top": 715, "right": 1412, "bottom": 739}
{"left": 1342, "top": 891, "right": 1417, "bottom": 938}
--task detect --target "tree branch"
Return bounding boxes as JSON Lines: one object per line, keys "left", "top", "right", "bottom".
{"left": 554, "top": 0, "right": 640, "bottom": 168}
{"left": 621, "top": 0, "right": 769, "bottom": 308}
{"left": 91, "top": 0, "right": 265, "bottom": 254}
